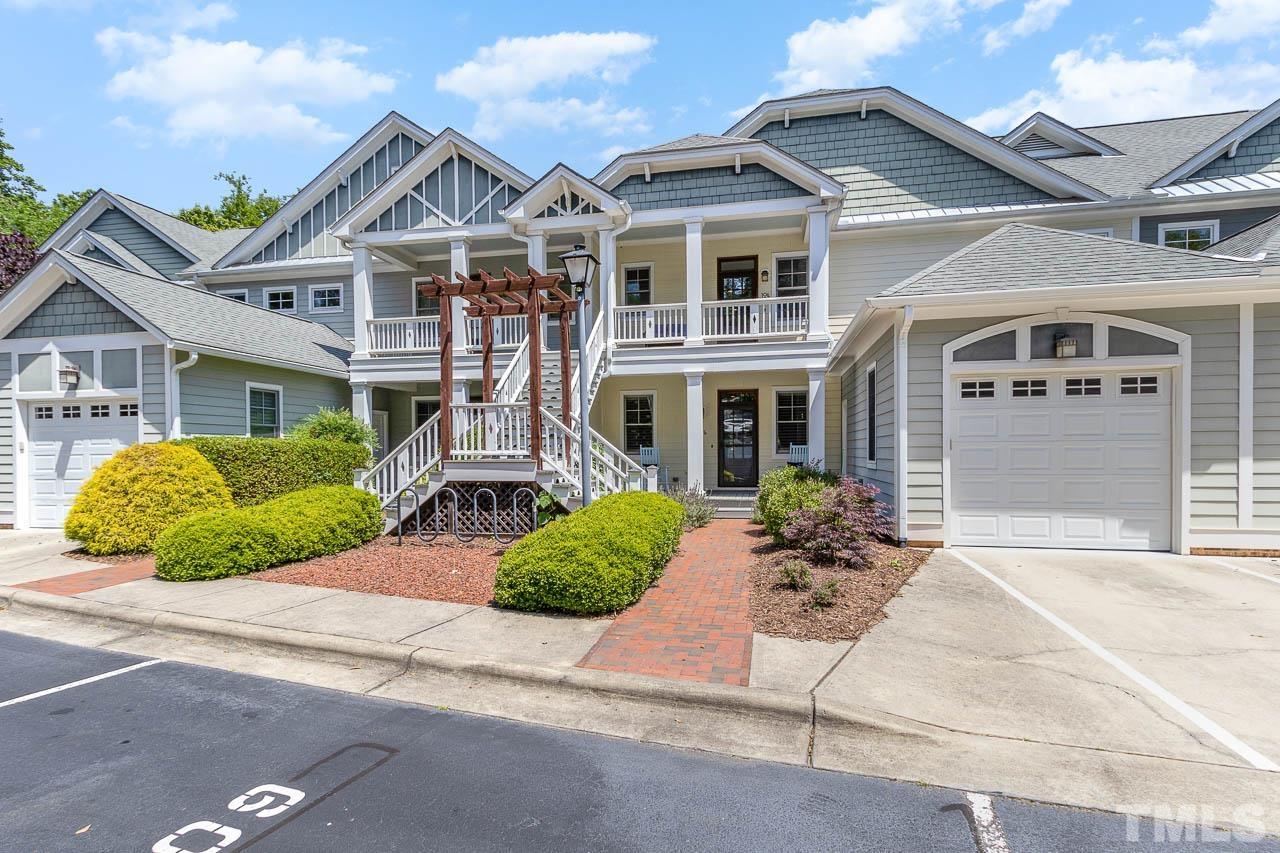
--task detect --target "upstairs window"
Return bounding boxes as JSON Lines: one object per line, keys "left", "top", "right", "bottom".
{"left": 623, "top": 265, "right": 652, "bottom": 306}
{"left": 265, "top": 287, "right": 296, "bottom": 314}
{"left": 309, "top": 285, "right": 343, "bottom": 313}
{"left": 775, "top": 256, "right": 809, "bottom": 297}
{"left": 1159, "top": 221, "right": 1217, "bottom": 251}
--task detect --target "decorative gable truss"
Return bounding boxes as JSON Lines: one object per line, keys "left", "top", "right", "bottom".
{"left": 500, "top": 163, "right": 626, "bottom": 229}
{"left": 536, "top": 191, "right": 600, "bottom": 218}
{"left": 1000, "top": 112, "right": 1120, "bottom": 160}
{"left": 364, "top": 152, "right": 520, "bottom": 232}
{"left": 253, "top": 132, "right": 426, "bottom": 262}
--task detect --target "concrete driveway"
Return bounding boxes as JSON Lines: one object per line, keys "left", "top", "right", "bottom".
{"left": 814, "top": 547, "right": 1280, "bottom": 836}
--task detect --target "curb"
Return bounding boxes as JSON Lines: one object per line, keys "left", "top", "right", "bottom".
{"left": 0, "top": 587, "right": 811, "bottom": 724}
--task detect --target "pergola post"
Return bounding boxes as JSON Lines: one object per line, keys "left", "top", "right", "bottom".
{"left": 559, "top": 307, "right": 572, "bottom": 426}
{"left": 527, "top": 282, "right": 543, "bottom": 468}
{"left": 439, "top": 291, "right": 453, "bottom": 461}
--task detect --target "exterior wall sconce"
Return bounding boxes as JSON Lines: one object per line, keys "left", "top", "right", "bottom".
{"left": 1054, "top": 336, "right": 1078, "bottom": 358}
{"left": 58, "top": 363, "right": 81, "bottom": 387}
{"left": 760, "top": 269, "right": 770, "bottom": 283}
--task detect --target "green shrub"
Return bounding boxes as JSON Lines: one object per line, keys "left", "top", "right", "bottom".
{"left": 666, "top": 487, "right": 716, "bottom": 529}
{"left": 777, "top": 559, "right": 812, "bottom": 591}
{"left": 154, "top": 485, "right": 383, "bottom": 581}
{"left": 64, "top": 443, "right": 234, "bottom": 555}
{"left": 810, "top": 579, "right": 840, "bottom": 610}
{"left": 287, "top": 407, "right": 379, "bottom": 451}
{"left": 494, "top": 491, "right": 684, "bottom": 614}
{"left": 754, "top": 465, "right": 838, "bottom": 541}
{"left": 176, "top": 436, "right": 371, "bottom": 506}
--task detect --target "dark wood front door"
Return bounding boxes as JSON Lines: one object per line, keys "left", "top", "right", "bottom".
{"left": 718, "top": 390, "right": 758, "bottom": 487}
{"left": 717, "top": 256, "right": 758, "bottom": 300}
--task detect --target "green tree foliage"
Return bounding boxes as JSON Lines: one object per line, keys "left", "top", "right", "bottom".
{"left": 0, "top": 121, "right": 94, "bottom": 246}
{"left": 176, "top": 172, "right": 286, "bottom": 231}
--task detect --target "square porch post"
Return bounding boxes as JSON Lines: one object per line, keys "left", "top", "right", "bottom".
{"left": 807, "top": 367, "right": 826, "bottom": 469}
{"left": 449, "top": 238, "right": 471, "bottom": 357}
{"left": 352, "top": 381, "right": 373, "bottom": 426}
{"left": 806, "top": 206, "right": 831, "bottom": 341}
{"left": 598, "top": 226, "right": 616, "bottom": 345}
{"left": 685, "top": 368, "right": 704, "bottom": 491}
{"left": 684, "top": 217, "right": 704, "bottom": 346}
{"left": 352, "top": 244, "right": 373, "bottom": 355}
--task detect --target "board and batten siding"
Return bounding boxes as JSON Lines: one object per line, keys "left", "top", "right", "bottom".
{"left": 1254, "top": 302, "right": 1280, "bottom": 529}
{"left": 141, "top": 345, "right": 166, "bottom": 442}
{"left": 177, "top": 354, "right": 350, "bottom": 436}
{"left": 0, "top": 355, "right": 13, "bottom": 524}
{"left": 843, "top": 328, "right": 894, "bottom": 508}
{"left": 87, "top": 208, "right": 192, "bottom": 279}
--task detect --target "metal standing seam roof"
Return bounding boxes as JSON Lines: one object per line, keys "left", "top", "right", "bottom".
{"left": 878, "top": 223, "right": 1261, "bottom": 298}
{"left": 58, "top": 251, "right": 353, "bottom": 375}
{"left": 1210, "top": 212, "right": 1280, "bottom": 262}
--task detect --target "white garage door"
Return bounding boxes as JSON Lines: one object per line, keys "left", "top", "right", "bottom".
{"left": 28, "top": 401, "right": 138, "bottom": 528}
{"left": 950, "top": 371, "right": 1172, "bottom": 550}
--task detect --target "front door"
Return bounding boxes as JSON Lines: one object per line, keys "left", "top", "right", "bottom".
{"left": 717, "top": 256, "right": 758, "bottom": 300}
{"left": 718, "top": 391, "right": 758, "bottom": 487}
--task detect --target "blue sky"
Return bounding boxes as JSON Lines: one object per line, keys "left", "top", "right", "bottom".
{"left": 2, "top": 0, "right": 1277, "bottom": 212}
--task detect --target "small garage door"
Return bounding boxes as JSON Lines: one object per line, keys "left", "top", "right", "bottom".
{"left": 28, "top": 401, "right": 138, "bottom": 528}
{"left": 950, "top": 371, "right": 1172, "bottom": 550}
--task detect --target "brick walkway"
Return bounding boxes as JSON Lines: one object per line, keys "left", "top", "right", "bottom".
{"left": 16, "top": 559, "right": 157, "bottom": 595}
{"left": 578, "top": 519, "right": 759, "bottom": 685}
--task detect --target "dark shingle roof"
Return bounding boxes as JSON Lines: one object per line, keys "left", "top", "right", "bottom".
{"left": 1211, "top": 212, "right": 1280, "bottom": 262}
{"left": 880, "top": 223, "right": 1260, "bottom": 298}
{"left": 631, "top": 134, "right": 755, "bottom": 154}
{"left": 113, "top": 195, "right": 253, "bottom": 268}
{"left": 59, "top": 251, "right": 352, "bottom": 374}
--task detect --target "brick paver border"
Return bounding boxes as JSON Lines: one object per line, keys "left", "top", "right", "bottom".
{"left": 16, "top": 559, "right": 157, "bottom": 596}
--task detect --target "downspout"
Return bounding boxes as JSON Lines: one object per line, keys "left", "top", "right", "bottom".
{"left": 168, "top": 347, "right": 199, "bottom": 438}
{"left": 894, "top": 306, "right": 914, "bottom": 547}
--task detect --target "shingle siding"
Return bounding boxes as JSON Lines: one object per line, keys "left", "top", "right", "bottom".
{"left": 88, "top": 208, "right": 191, "bottom": 279}
{"left": 612, "top": 163, "right": 808, "bottom": 211}
{"left": 5, "top": 282, "right": 142, "bottom": 339}
{"left": 178, "top": 355, "right": 350, "bottom": 436}
{"left": 752, "top": 110, "right": 1056, "bottom": 218}
{"left": 1188, "top": 115, "right": 1280, "bottom": 181}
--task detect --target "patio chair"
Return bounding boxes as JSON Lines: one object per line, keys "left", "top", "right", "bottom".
{"left": 638, "top": 446, "right": 669, "bottom": 489}
{"left": 787, "top": 444, "right": 809, "bottom": 466}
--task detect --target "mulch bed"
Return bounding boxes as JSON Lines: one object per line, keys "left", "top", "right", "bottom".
{"left": 62, "top": 549, "right": 155, "bottom": 567}
{"left": 750, "top": 540, "right": 931, "bottom": 642}
{"left": 258, "top": 535, "right": 506, "bottom": 605}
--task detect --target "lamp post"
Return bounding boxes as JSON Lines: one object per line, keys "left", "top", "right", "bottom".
{"left": 559, "top": 243, "right": 599, "bottom": 506}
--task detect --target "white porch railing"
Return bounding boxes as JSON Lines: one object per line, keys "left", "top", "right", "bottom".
{"left": 703, "top": 296, "right": 809, "bottom": 339}
{"left": 494, "top": 335, "right": 531, "bottom": 405}
{"left": 465, "top": 315, "right": 528, "bottom": 350}
{"left": 362, "top": 411, "right": 441, "bottom": 506}
{"left": 541, "top": 409, "right": 638, "bottom": 498}
{"left": 613, "top": 303, "right": 688, "bottom": 343}
{"left": 573, "top": 413, "right": 645, "bottom": 492}
{"left": 367, "top": 317, "right": 440, "bottom": 354}
{"left": 570, "top": 312, "right": 607, "bottom": 418}
{"left": 450, "top": 402, "right": 532, "bottom": 459}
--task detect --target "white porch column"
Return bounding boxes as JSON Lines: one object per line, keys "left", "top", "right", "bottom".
{"left": 526, "top": 232, "right": 548, "bottom": 344}
{"left": 352, "top": 243, "right": 373, "bottom": 355}
{"left": 598, "top": 227, "right": 616, "bottom": 344}
{"left": 684, "top": 217, "right": 704, "bottom": 345}
{"left": 806, "top": 207, "right": 831, "bottom": 341}
{"left": 352, "top": 382, "right": 373, "bottom": 425}
{"left": 685, "top": 369, "right": 705, "bottom": 490}
{"left": 807, "top": 367, "right": 826, "bottom": 468}
{"left": 449, "top": 238, "right": 471, "bottom": 357}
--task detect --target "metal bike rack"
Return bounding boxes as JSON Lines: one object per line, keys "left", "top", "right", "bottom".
{"left": 394, "top": 485, "right": 537, "bottom": 544}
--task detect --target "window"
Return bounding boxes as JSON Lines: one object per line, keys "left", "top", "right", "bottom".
{"left": 717, "top": 256, "right": 757, "bottom": 300}
{"left": 33, "top": 405, "right": 53, "bottom": 420}
{"left": 1120, "top": 375, "right": 1159, "bottom": 395}
{"left": 414, "top": 282, "right": 439, "bottom": 317}
{"left": 59, "top": 351, "right": 94, "bottom": 391}
{"left": 1108, "top": 326, "right": 1180, "bottom": 357}
{"left": 623, "top": 393, "right": 655, "bottom": 454}
{"left": 101, "top": 349, "right": 138, "bottom": 390}
{"left": 775, "top": 255, "right": 808, "bottom": 296}
{"left": 221, "top": 289, "right": 249, "bottom": 303}
{"left": 247, "top": 385, "right": 282, "bottom": 437}
{"left": 1065, "top": 377, "right": 1102, "bottom": 397}
{"left": 17, "top": 353, "right": 52, "bottom": 393}
{"left": 954, "top": 330, "right": 1016, "bottom": 362}
{"left": 90, "top": 404, "right": 111, "bottom": 418}
{"left": 775, "top": 389, "right": 808, "bottom": 454}
{"left": 623, "top": 265, "right": 652, "bottom": 306}
{"left": 309, "top": 284, "right": 343, "bottom": 313}
{"left": 1011, "top": 378, "right": 1048, "bottom": 398}
{"left": 120, "top": 403, "right": 139, "bottom": 417}
{"left": 264, "top": 287, "right": 296, "bottom": 313}
{"left": 62, "top": 405, "right": 82, "bottom": 419}
{"left": 865, "top": 366, "right": 877, "bottom": 463}
{"left": 1159, "top": 220, "right": 1217, "bottom": 251}
{"left": 959, "top": 380, "right": 995, "bottom": 399}
{"left": 413, "top": 398, "right": 440, "bottom": 428}
{"left": 1030, "top": 323, "right": 1093, "bottom": 359}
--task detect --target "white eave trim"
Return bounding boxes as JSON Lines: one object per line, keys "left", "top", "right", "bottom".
{"left": 1000, "top": 112, "right": 1121, "bottom": 157}
{"left": 38, "top": 189, "right": 200, "bottom": 264}
{"left": 64, "top": 231, "right": 162, "bottom": 278}
{"left": 170, "top": 340, "right": 350, "bottom": 379}
{"left": 1152, "top": 97, "right": 1280, "bottom": 187}
{"left": 501, "top": 162, "right": 629, "bottom": 224}
{"left": 724, "top": 87, "right": 1108, "bottom": 202}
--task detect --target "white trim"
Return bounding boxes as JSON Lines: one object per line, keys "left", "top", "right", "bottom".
{"left": 770, "top": 250, "right": 809, "bottom": 298}
{"left": 37, "top": 190, "right": 199, "bottom": 263}
{"left": 501, "top": 162, "right": 628, "bottom": 223}
{"left": 840, "top": 397, "right": 849, "bottom": 475}
{"left": 771, "top": 385, "right": 808, "bottom": 459}
{"left": 620, "top": 262, "right": 655, "bottom": 306}
{"left": 894, "top": 309, "right": 912, "bottom": 543}
{"left": 1000, "top": 112, "right": 1122, "bottom": 158}
{"left": 1239, "top": 302, "right": 1254, "bottom": 529}
{"left": 620, "top": 390, "right": 657, "bottom": 456}
{"left": 245, "top": 381, "right": 284, "bottom": 438}
{"left": 307, "top": 282, "right": 345, "bottom": 314}
{"left": 218, "top": 288, "right": 249, "bottom": 304}
{"left": 1156, "top": 219, "right": 1219, "bottom": 249}
{"left": 262, "top": 285, "right": 297, "bottom": 314}
{"left": 1152, "top": 98, "right": 1280, "bottom": 187}
{"left": 63, "top": 231, "right": 162, "bottom": 277}
{"left": 410, "top": 395, "right": 442, "bottom": 428}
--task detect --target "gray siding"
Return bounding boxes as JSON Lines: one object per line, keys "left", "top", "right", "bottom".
{"left": 141, "top": 345, "right": 166, "bottom": 442}
{"left": 365, "top": 153, "right": 519, "bottom": 233}
{"left": 5, "top": 282, "right": 142, "bottom": 339}
{"left": 0, "top": 355, "right": 12, "bottom": 523}
{"left": 612, "top": 163, "right": 808, "bottom": 211}
{"left": 178, "top": 354, "right": 350, "bottom": 436}
{"left": 752, "top": 110, "right": 1056, "bottom": 218}
{"left": 1189, "top": 116, "right": 1280, "bottom": 180}
{"left": 1254, "top": 303, "right": 1280, "bottom": 529}
{"left": 205, "top": 276, "right": 360, "bottom": 339}
{"left": 1139, "top": 207, "right": 1280, "bottom": 245}
{"left": 88, "top": 208, "right": 191, "bottom": 279}
{"left": 843, "top": 328, "right": 894, "bottom": 508}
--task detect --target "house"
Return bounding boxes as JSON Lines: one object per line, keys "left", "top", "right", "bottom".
{"left": 2, "top": 89, "right": 1279, "bottom": 555}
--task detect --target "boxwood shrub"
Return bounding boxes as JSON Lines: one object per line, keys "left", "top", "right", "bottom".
{"left": 153, "top": 485, "right": 383, "bottom": 581}
{"left": 494, "top": 491, "right": 684, "bottom": 615}
{"left": 175, "top": 436, "right": 371, "bottom": 506}
{"left": 754, "top": 464, "right": 839, "bottom": 542}
{"left": 64, "top": 443, "right": 234, "bottom": 555}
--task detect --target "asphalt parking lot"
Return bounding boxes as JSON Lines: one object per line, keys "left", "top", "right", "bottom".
{"left": 4, "top": 631, "right": 1272, "bottom": 851}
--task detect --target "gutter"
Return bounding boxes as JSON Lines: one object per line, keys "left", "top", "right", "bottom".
{"left": 168, "top": 348, "right": 198, "bottom": 438}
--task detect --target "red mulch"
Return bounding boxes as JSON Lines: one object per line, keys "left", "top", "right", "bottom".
{"left": 750, "top": 540, "right": 931, "bottom": 642}
{"left": 258, "top": 535, "right": 505, "bottom": 605}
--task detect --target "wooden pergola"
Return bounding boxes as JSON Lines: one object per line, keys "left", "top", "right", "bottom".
{"left": 417, "top": 267, "right": 579, "bottom": 463}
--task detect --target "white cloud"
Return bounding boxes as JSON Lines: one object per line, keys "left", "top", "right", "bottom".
{"left": 108, "top": 115, "right": 154, "bottom": 148}
{"left": 598, "top": 144, "right": 632, "bottom": 163}
{"left": 1179, "top": 0, "right": 1280, "bottom": 46}
{"left": 97, "top": 32, "right": 396, "bottom": 145}
{"left": 436, "top": 31, "right": 655, "bottom": 141}
{"left": 982, "top": 0, "right": 1071, "bottom": 55}
{"left": 966, "top": 49, "right": 1280, "bottom": 133}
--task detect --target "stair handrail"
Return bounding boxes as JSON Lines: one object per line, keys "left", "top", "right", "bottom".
{"left": 537, "top": 407, "right": 582, "bottom": 491}
{"left": 543, "top": 407, "right": 633, "bottom": 496}
{"left": 361, "top": 411, "right": 441, "bottom": 508}
{"left": 571, "top": 413, "right": 644, "bottom": 483}
{"left": 570, "top": 311, "right": 607, "bottom": 417}
{"left": 495, "top": 334, "right": 532, "bottom": 405}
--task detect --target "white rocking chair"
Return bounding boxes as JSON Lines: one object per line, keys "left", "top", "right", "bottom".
{"left": 787, "top": 444, "right": 809, "bottom": 466}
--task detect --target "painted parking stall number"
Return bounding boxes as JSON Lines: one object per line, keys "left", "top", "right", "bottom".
{"left": 151, "top": 784, "right": 305, "bottom": 853}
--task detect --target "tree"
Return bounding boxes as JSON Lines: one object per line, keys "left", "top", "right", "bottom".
{"left": 0, "top": 231, "right": 38, "bottom": 292}
{"left": 177, "top": 172, "right": 286, "bottom": 231}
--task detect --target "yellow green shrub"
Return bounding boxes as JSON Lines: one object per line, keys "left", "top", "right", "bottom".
{"left": 64, "top": 443, "right": 234, "bottom": 555}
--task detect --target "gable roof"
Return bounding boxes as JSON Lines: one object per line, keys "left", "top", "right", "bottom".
{"left": 1152, "top": 95, "right": 1280, "bottom": 187}
{"left": 876, "top": 223, "right": 1261, "bottom": 299}
{"left": 1210, "top": 212, "right": 1280, "bottom": 263}
{"left": 500, "top": 162, "right": 627, "bottom": 225}
{"left": 1000, "top": 112, "right": 1121, "bottom": 159}
{"left": 112, "top": 195, "right": 251, "bottom": 268}
{"left": 55, "top": 252, "right": 353, "bottom": 376}
{"left": 40, "top": 189, "right": 199, "bottom": 264}
{"left": 214, "top": 111, "right": 434, "bottom": 269}
{"left": 632, "top": 134, "right": 756, "bottom": 154}
{"left": 66, "top": 230, "right": 165, "bottom": 278}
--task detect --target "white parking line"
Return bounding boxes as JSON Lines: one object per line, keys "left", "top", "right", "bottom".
{"left": 950, "top": 549, "right": 1280, "bottom": 773}
{"left": 964, "top": 793, "right": 1012, "bottom": 853}
{"left": 1195, "top": 557, "right": 1280, "bottom": 588}
{"left": 0, "top": 659, "right": 162, "bottom": 709}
